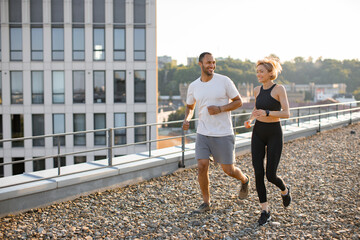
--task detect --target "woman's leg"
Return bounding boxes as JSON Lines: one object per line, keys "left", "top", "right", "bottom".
{"left": 251, "top": 132, "right": 267, "bottom": 203}
{"left": 265, "top": 127, "right": 286, "bottom": 192}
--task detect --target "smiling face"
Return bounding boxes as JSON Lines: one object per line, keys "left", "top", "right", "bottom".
{"left": 256, "top": 64, "right": 272, "bottom": 83}
{"left": 199, "top": 54, "right": 216, "bottom": 76}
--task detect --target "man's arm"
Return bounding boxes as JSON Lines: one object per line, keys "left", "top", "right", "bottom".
{"left": 182, "top": 103, "right": 195, "bottom": 130}
{"left": 207, "top": 95, "right": 243, "bottom": 115}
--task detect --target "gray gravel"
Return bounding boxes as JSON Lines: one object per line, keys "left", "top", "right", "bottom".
{"left": 1, "top": 123, "right": 360, "bottom": 239}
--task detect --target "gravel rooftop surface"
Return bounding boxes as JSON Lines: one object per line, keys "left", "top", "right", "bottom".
{"left": 1, "top": 123, "right": 360, "bottom": 239}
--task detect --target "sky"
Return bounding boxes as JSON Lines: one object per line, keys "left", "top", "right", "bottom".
{"left": 157, "top": 0, "right": 360, "bottom": 65}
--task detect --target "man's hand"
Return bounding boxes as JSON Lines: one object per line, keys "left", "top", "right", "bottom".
{"left": 182, "top": 120, "right": 190, "bottom": 130}
{"left": 207, "top": 105, "right": 221, "bottom": 115}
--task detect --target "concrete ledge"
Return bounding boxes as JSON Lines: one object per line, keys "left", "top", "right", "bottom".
{"left": 0, "top": 113, "right": 359, "bottom": 217}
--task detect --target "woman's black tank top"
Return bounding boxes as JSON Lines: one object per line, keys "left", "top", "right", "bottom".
{"left": 255, "top": 84, "right": 281, "bottom": 111}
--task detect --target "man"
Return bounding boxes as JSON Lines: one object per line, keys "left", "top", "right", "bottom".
{"left": 183, "top": 52, "right": 250, "bottom": 213}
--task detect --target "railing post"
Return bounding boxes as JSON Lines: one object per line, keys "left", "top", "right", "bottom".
{"left": 297, "top": 109, "right": 300, "bottom": 127}
{"left": 327, "top": 106, "right": 330, "bottom": 120}
{"left": 108, "top": 128, "right": 113, "bottom": 166}
{"left": 179, "top": 129, "right": 185, "bottom": 168}
{"left": 148, "top": 125, "right": 151, "bottom": 157}
{"left": 318, "top": 107, "right": 321, "bottom": 132}
{"left": 336, "top": 104, "right": 338, "bottom": 119}
{"left": 349, "top": 103, "right": 352, "bottom": 125}
{"left": 57, "top": 136, "right": 61, "bottom": 175}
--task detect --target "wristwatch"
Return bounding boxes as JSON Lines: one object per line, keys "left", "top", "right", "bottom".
{"left": 266, "top": 110, "right": 270, "bottom": 117}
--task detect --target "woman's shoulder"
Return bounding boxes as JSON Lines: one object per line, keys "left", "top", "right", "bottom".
{"left": 274, "top": 84, "right": 286, "bottom": 92}
{"left": 254, "top": 85, "right": 261, "bottom": 92}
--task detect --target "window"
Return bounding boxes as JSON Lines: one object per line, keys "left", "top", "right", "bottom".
{"left": 0, "top": 158, "right": 3, "bottom": 178}
{"left": 72, "top": 0, "right": 84, "bottom": 23}
{"left": 94, "top": 71, "right": 106, "bottom": 103}
{"left": 114, "top": 0, "right": 126, "bottom": 23}
{"left": 53, "top": 157, "right": 66, "bottom": 168}
{"left": 31, "top": 28, "right": 43, "bottom": 60}
{"left": 93, "top": 0, "right": 105, "bottom": 23}
{"left": 9, "top": 0, "right": 22, "bottom": 23}
{"left": 30, "top": 0, "right": 43, "bottom": 61}
{"left": 30, "top": 0, "right": 43, "bottom": 23}
{"left": 113, "top": 0, "right": 126, "bottom": 60}
{"left": 51, "top": 0, "right": 64, "bottom": 23}
{"left": 74, "top": 114, "right": 86, "bottom": 146}
{"left": 52, "top": 28, "right": 64, "bottom": 60}
{"left": 134, "top": 28, "right": 146, "bottom": 61}
{"left": 51, "top": 0, "right": 64, "bottom": 60}
{"left": 53, "top": 114, "right": 65, "bottom": 146}
{"left": 73, "top": 71, "right": 85, "bottom": 103}
{"left": 0, "top": 72, "right": 2, "bottom": 104}
{"left": 33, "top": 157, "right": 45, "bottom": 172}
{"left": 32, "top": 114, "right": 45, "bottom": 146}
{"left": 114, "top": 28, "right": 125, "bottom": 60}
{"left": 11, "top": 114, "right": 24, "bottom": 147}
{"left": 134, "top": 0, "right": 145, "bottom": 61}
{"left": 0, "top": 28, "right": 2, "bottom": 61}
{"left": 73, "top": 27, "right": 85, "bottom": 60}
{"left": 74, "top": 156, "right": 86, "bottom": 164}
{"left": 114, "top": 71, "right": 126, "bottom": 102}
{"left": 134, "top": 70, "right": 146, "bottom": 102}
{"left": 0, "top": 115, "right": 2, "bottom": 148}
{"left": 94, "top": 113, "right": 106, "bottom": 145}
{"left": 95, "top": 156, "right": 106, "bottom": 161}
{"left": 93, "top": 28, "right": 105, "bottom": 60}
{"left": 135, "top": 113, "right": 146, "bottom": 143}
{"left": 12, "top": 158, "right": 24, "bottom": 176}
{"left": 52, "top": 71, "right": 65, "bottom": 104}
{"left": 114, "top": 113, "right": 126, "bottom": 145}
{"left": 32, "top": 71, "right": 44, "bottom": 104}
{"left": 10, "top": 27, "right": 22, "bottom": 61}
{"left": 134, "top": 0, "right": 146, "bottom": 24}
{"left": 11, "top": 71, "right": 23, "bottom": 104}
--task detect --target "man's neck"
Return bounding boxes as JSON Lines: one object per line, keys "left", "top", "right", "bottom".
{"left": 200, "top": 73, "right": 213, "bottom": 82}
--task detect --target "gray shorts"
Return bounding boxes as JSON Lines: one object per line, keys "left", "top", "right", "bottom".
{"left": 195, "top": 133, "right": 235, "bottom": 165}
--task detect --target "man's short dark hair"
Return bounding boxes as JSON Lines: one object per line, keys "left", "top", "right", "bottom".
{"left": 199, "top": 52, "right": 212, "bottom": 63}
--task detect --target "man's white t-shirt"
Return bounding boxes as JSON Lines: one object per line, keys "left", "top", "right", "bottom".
{"left": 186, "top": 73, "right": 240, "bottom": 137}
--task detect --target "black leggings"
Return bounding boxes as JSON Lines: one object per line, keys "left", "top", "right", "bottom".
{"left": 251, "top": 121, "right": 286, "bottom": 203}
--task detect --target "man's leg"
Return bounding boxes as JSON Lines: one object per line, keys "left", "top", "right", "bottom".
{"left": 221, "top": 164, "right": 248, "bottom": 183}
{"left": 198, "top": 159, "right": 210, "bottom": 203}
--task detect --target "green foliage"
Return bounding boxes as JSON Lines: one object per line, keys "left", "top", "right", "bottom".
{"left": 353, "top": 87, "right": 360, "bottom": 101}
{"left": 159, "top": 57, "right": 360, "bottom": 96}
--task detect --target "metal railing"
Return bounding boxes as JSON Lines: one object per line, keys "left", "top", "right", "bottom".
{"left": 0, "top": 101, "right": 359, "bottom": 187}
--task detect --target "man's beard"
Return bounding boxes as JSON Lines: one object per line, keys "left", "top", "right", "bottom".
{"left": 202, "top": 65, "right": 214, "bottom": 76}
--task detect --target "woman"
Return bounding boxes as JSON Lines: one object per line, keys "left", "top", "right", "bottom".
{"left": 244, "top": 57, "right": 292, "bottom": 226}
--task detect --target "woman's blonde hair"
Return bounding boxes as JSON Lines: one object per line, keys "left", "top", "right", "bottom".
{"left": 256, "top": 57, "right": 282, "bottom": 80}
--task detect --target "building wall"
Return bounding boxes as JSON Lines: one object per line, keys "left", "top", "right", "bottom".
{"left": 0, "top": 0, "right": 157, "bottom": 177}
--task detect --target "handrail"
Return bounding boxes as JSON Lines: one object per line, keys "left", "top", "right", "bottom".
{"left": 0, "top": 101, "right": 359, "bottom": 181}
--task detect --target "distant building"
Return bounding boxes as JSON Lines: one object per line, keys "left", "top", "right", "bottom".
{"left": 158, "top": 55, "right": 177, "bottom": 69}
{"left": 313, "top": 84, "right": 347, "bottom": 102}
{"left": 238, "top": 83, "right": 254, "bottom": 103}
{"left": 187, "top": 57, "right": 197, "bottom": 66}
{"left": 332, "top": 93, "right": 356, "bottom": 106}
{"left": 283, "top": 83, "right": 347, "bottom": 102}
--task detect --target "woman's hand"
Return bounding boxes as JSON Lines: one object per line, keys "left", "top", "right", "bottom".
{"left": 252, "top": 109, "right": 266, "bottom": 118}
{"left": 244, "top": 120, "right": 252, "bottom": 129}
